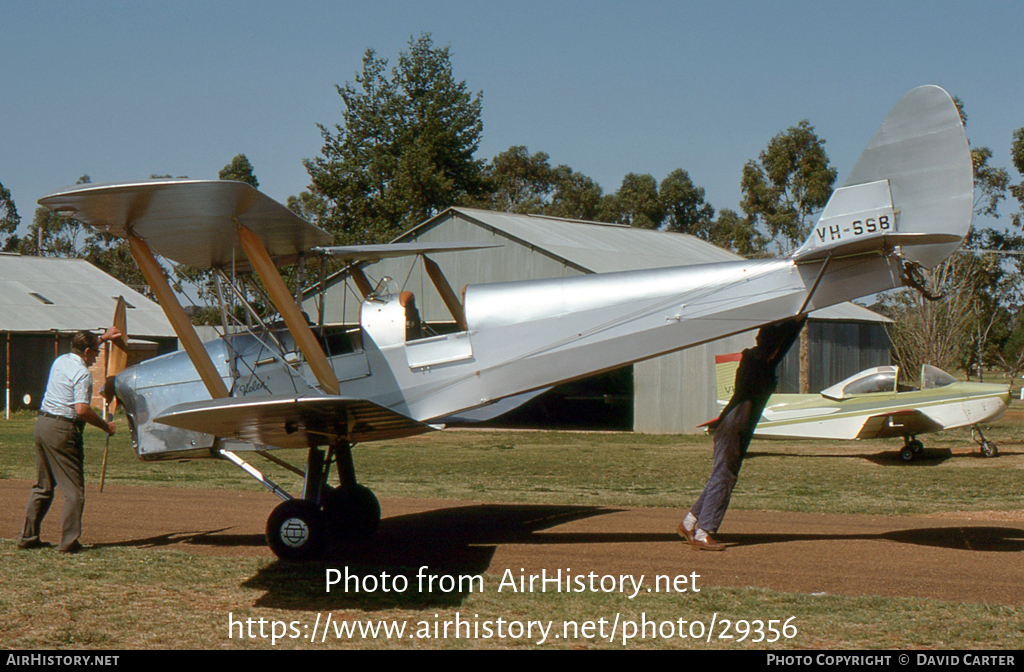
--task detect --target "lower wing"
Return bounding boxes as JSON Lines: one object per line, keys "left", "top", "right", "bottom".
{"left": 855, "top": 409, "right": 943, "bottom": 440}
{"left": 154, "top": 395, "right": 431, "bottom": 448}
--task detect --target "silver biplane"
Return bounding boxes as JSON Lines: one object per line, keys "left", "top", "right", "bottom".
{"left": 39, "top": 86, "right": 973, "bottom": 559}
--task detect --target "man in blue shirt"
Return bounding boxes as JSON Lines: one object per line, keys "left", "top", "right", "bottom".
{"left": 18, "top": 327, "right": 120, "bottom": 553}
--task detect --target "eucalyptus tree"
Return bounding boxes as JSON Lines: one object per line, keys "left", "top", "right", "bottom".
{"left": 740, "top": 120, "right": 836, "bottom": 251}
{"left": 0, "top": 180, "right": 20, "bottom": 252}
{"left": 302, "top": 34, "right": 486, "bottom": 244}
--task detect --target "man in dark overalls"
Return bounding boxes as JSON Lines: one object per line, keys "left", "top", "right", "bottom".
{"left": 679, "top": 316, "right": 806, "bottom": 551}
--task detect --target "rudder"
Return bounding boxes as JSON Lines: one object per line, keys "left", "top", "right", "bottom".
{"left": 793, "top": 86, "right": 972, "bottom": 267}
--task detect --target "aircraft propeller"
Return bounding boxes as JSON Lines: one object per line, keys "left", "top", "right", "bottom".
{"left": 99, "top": 296, "right": 128, "bottom": 493}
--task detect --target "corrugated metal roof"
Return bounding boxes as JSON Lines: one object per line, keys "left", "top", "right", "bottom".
{"left": 401, "top": 208, "right": 890, "bottom": 324}
{"left": 810, "top": 301, "right": 892, "bottom": 323}
{"left": 415, "top": 208, "right": 741, "bottom": 272}
{"left": 0, "top": 254, "right": 174, "bottom": 337}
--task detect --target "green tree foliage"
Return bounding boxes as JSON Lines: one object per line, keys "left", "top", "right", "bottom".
{"left": 0, "top": 180, "right": 21, "bottom": 252}
{"left": 740, "top": 120, "right": 837, "bottom": 251}
{"left": 972, "top": 147, "right": 1009, "bottom": 219}
{"left": 547, "top": 165, "right": 603, "bottom": 221}
{"left": 1011, "top": 127, "right": 1024, "bottom": 229}
{"left": 485, "top": 146, "right": 556, "bottom": 214}
{"left": 218, "top": 154, "right": 260, "bottom": 187}
{"left": 302, "top": 34, "right": 485, "bottom": 244}
{"left": 605, "top": 173, "right": 663, "bottom": 229}
{"left": 707, "top": 208, "right": 769, "bottom": 257}
{"left": 481, "top": 146, "right": 605, "bottom": 221}
{"left": 660, "top": 169, "right": 716, "bottom": 238}
{"left": 19, "top": 175, "right": 91, "bottom": 257}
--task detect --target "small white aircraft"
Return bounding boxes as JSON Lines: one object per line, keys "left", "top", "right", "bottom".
{"left": 38, "top": 86, "right": 974, "bottom": 559}
{"left": 711, "top": 355, "right": 1010, "bottom": 461}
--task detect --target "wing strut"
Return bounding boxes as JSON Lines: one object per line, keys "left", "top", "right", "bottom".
{"left": 423, "top": 255, "right": 467, "bottom": 330}
{"left": 128, "top": 235, "right": 230, "bottom": 399}
{"left": 237, "top": 224, "right": 341, "bottom": 395}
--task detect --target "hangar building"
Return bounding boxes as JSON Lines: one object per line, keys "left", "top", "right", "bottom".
{"left": 0, "top": 254, "right": 176, "bottom": 415}
{"left": 308, "top": 208, "right": 891, "bottom": 433}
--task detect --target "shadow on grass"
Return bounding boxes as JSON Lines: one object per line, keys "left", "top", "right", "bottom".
{"left": 243, "top": 503, "right": 623, "bottom": 610}
{"left": 91, "top": 503, "right": 621, "bottom": 610}
{"left": 722, "top": 525, "right": 1024, "bottom": 553}
{"left": 746, "top": 448, "right": 957, "bottom": 465}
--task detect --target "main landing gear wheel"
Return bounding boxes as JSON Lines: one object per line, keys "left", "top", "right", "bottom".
{"left": 901, "top": 438, "right": 924, "bottom": 462}
{"left": 323, "top": 485, "right": 381, "bottom": 541}
{"left": 257, "top": 441, "right": 382, "bottom": 560}
{"left": 980, "top": 441, "right": 999, "bottom": 458}
{"left": 266, "top": 499, "right": 326, "bottom": 561}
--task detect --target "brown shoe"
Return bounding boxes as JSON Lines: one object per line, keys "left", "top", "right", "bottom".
{"left": 690, "top": 531, "right": 726, "bottom": 551}
{"left": 18, "top": 539, "right": 53, "bottom": 550}
{"left": 676, "top": 521, "right": 696, "bottom": 544}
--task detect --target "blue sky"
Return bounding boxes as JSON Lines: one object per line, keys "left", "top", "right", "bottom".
{"left": 2, "top": 1, "right": 1022, "bottom": 237}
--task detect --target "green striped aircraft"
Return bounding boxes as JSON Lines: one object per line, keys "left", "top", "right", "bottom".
{"left": 712, "top": 356, "right": 1010, "bottom": 461}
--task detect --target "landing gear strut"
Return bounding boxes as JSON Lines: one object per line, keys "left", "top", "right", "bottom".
{"left": 971, "top": 426, "right": 999, "bottom": 458}
{"left": 261, "top": 440, "right": 381, "bottom": 561}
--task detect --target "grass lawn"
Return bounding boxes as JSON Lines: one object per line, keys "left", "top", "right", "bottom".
{"left": 1, "top": 408, "right": 1022, "bottom": 649}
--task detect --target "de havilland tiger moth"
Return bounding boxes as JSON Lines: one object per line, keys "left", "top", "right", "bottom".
{"left": 38, "top": 86, "right": 974, "bottom": 559}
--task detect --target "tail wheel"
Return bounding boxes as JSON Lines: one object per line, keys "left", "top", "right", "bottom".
{"left": 266, "top": 499, "right": 325, "bottom": 561}
{"left": 323, "top": 485, "right": 381, "bottom": 541}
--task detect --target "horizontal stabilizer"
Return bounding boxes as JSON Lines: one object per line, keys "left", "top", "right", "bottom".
{"left": 38, "top": 180, "right": 332, "bottom": 271}
{"left": 155, "top": 394, "right": 430, "bottom": 448}
{"left": 315, "top": 241, "right": 502, "bottom": 262}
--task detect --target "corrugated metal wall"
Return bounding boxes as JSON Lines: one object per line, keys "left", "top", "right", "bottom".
{"left": 808, "top": 321, "right": 890, "bottom": 391}
{"left": 633, "top": 332, "right": 755, "bottom": 434}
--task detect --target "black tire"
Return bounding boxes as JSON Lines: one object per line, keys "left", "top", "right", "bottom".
{"left": 266, "top": 499, "right": 325, "bottom": 561}
{"left": 323, "top": 485, "right": 381, "bottom": 541}
{"left": 900, "top": 446, "right": 915, "bottom": 462}
{"left": 980, "top": 441, "right": 998, "bottom": 458}
{"left": 908, "top": 439, "right": 924, "bottom": 454}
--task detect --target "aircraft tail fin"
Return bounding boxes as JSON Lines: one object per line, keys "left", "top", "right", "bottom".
{"left": 792, "top": 85, "right": 972, "bottom": 267}
{"left": 714, "top": 352, "right": 741, "bottom": 406}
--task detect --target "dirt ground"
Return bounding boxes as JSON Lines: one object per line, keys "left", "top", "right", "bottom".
{"left": 2, "top": 479, "right": 1022, "bottom": 606}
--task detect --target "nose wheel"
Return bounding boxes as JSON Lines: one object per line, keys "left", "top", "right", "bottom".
{"left": 972, "top": 426, "right": 999, "bottom": 458}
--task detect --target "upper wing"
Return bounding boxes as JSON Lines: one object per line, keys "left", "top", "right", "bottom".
{"left": 154, "top": 394, "right": 432, "bottom": 448}
{"left": 38, "top": 179, "right": 332, "bottom": 271}
{"left": 855, "top": 409, "right": 943, "bottom": 440}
